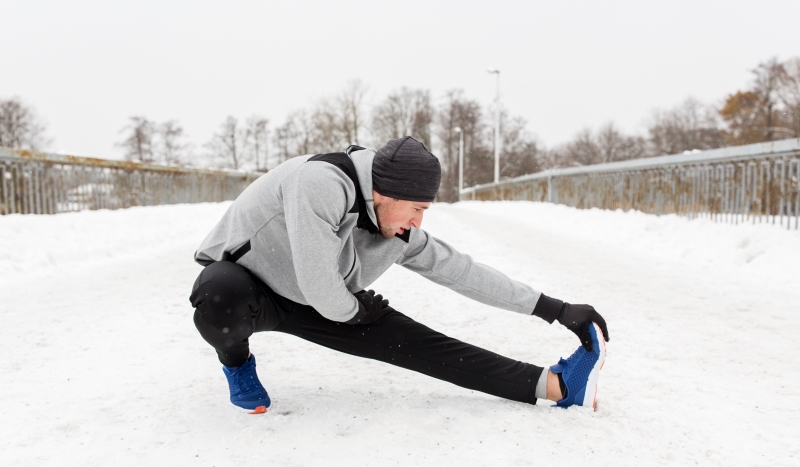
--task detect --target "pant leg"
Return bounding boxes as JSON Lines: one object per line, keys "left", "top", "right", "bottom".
{"left": 190, "top": 261, "right": 287, "bottom": 367}
{"left": 268, "top": 291, "right": 543, "bottom": 405}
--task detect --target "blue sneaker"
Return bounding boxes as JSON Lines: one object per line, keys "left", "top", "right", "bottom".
{"left": 222, "top": 354, "right": 271, "bottom": 412}
{"left": 550, "top": 323, "right": 607, "bottom": 409}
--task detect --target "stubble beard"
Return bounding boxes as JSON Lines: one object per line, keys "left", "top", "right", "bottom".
{"left": 373, "top": 201, "right": 396, "bottom": 239}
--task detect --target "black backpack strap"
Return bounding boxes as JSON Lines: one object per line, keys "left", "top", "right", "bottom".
{"left": 223, "top": 240, "right": 251, "bottom": 263}
{"left": 308, "top": 149, "right": 409, "bottom": 243}
{"left": 308, "top": 152, "right": 361, "bottom": 213}
{"left": 345, "top": 145, "right": 366, "bottom": 156}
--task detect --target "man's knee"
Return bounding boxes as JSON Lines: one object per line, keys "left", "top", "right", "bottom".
{"left": 190, "top": 261, "right": 262, "bottom": 331}
{"left": 191, "top": 261, "right": 260, "bottom": 305}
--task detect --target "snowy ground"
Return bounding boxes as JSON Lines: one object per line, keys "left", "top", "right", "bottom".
{"left": 1, "top": 201, "right": 799, "bottom": 466}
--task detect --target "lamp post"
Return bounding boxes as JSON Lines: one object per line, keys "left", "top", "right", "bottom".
{"left": 454, "top": 126, "right": 464, "bottom": 201}
{"left": 487, "top": 68, "right": 501, "bottom": 184}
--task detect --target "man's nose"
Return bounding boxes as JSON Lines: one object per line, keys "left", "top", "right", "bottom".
{"left": 410, "top": 213, "right": 423, "bottom": 229}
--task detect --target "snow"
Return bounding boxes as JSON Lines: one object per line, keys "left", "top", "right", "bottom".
{"left": 1, "top": 201, "right": 798, "bottom": 466}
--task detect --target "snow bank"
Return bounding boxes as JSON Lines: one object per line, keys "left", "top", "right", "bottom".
{"left": 455, "top": 201, "right": 799, "bottom": 288}
{"left": 0, "top": 203, "right": 230, "bottom": 278}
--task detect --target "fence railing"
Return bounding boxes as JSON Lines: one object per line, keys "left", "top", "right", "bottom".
{"left": 461, "top": 138, "right": 800, "bottom": 230}
{"left": 0, "top": 148, "right": 262, "bottom": 215}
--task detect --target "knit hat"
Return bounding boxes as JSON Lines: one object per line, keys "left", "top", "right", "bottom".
{"left": 372, "top": 136, "right": 441, "bottom": 202}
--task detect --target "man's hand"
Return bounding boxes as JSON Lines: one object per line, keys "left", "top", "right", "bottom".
{"left": 347, "top": 289, "right": 395, "bottom": 324}
{"left": 557, "top": 303, "right": 610, "bottom": 352}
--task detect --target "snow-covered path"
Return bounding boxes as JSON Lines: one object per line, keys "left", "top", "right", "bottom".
{"left": 1, "top": 201, "right": 798, "bottom": 466}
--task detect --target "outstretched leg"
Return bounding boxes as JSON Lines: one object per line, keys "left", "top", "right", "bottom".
{"left": 268, "top": 292, "right": 545, "bottom": 405}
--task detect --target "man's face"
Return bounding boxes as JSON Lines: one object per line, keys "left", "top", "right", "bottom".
{"left": 373, "top": 190, "right": 430, "bottom": 239}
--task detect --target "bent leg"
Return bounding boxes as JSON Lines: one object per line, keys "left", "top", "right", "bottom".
{"left": 190, "top": 261, "right": 287, "bottom": 367}
{"left": 271, "top": 298, "right": 543, "bottom": 405}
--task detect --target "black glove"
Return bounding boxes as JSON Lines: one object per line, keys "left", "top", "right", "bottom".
{"left": 346, "top": 289, "right": 395, "bottom": 324}
{"left": 557, "top": 303, "right": 610, "bottom": 352}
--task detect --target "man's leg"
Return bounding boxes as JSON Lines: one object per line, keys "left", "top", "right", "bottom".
{"left": 267, "top": 292, "right": 544, "bottom": 405}
{"left": 190, "top": 261, "right": 287, "bottom": 367}
{"left": 190, "top": 261, "right": 289, "bottom": 410}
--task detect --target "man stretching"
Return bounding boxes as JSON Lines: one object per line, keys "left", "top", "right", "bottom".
{"left": 190, "top": 137, "right": 609, "bottom": 413}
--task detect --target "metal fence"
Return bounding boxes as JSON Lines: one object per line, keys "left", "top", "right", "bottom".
{"left": 0, "top": 148, "right": 262, "bottom": 215}
{"left": 461, "top": 138, "right": 800, "bottom": 230}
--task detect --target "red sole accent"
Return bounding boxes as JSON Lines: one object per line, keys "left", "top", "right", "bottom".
{"left": 248, "top": 406, "right": 268, "bottom": 414}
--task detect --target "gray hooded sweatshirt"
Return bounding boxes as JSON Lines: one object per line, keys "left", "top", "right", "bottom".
{"left": 194, "top": 148, "right": 544, "bottom": 323}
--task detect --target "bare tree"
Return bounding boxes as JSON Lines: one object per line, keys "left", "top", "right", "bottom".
{"left": 536, "top": 147, "right": 567, "bottom": 171}
{"left": 560, "top": 123, "right": 645, "bottom": 166}
{"left": 206, "top": 116, "right": 245, "bottom": 169}
{"left": 498, "top": 112, "right": 544, "bottom": 178}
{"left": 310, "top": 101, "right": 344, "bottom": 151}
{"left": 564, "top": 128, "right": 600, "bottom": 166}
{"left": 272, "top": 109, "right": 323, "bottom": 164}
{"left": 596, "top": 122, "right": 646, "bottom": 162}
{"left": 306, "top": 80, "right": 370, "bottom": 150}
{"left": 117, "top": 116, "right": 156, "bottom": 162}
{"left": 336, "top": 79, "right": 369, "bottom": 146}
{"left": 778, "top": 57, "right": 800, "bottom": 137}
{"left": 751, "top": 57, "right": 786, "bottom": 141}
{"left": 243, "top": 115, "right": 269, "bottom": 170}
{"left": 371, "top": 87, "right": 433, "bottom": 147}
{"left": 295, "top": 109, "right": 325, "bottom": 155}
{"left": 469, "top": 106, "right": 550, "bottom": 184}
{"left": 435, "top": 89, "right": 487, "bottom": 202}
{"left": 270, "top": 80, "right": 369, "bottom": 162}
{"left": 156, "top": 120, "right": 189, "bottom": 165}
{"left": 0, "top": 97, "right": 50, "bottom": 151}
{"left": 647, "top": 97, "right": 724, "bottom": 156}
{"left": 273, "top": 120, "right": 294, "bottom": 165}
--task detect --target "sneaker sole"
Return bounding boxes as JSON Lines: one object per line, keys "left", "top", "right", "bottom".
{"left": 248, "top": 406, "right": 268, "bottom": 415}
{"left": 581, "top": 323, "right": 607, "bottom": 410}
{"left": 231, "top": 404, "right": 269, "bottom": 415}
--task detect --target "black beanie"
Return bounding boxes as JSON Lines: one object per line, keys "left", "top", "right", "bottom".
{"left": 372, "top": 136, "right": 441, "bottom": 202}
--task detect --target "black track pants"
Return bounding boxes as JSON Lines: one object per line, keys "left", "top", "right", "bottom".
{"left": 190, "top": 261, "right": 544, "bottom": 405}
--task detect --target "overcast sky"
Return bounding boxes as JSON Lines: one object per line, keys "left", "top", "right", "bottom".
{"left": 3, "top": 0, "right": 799, "bottom": 159}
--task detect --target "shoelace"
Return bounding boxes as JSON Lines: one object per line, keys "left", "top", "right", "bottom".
{"left": 234, "top": 367, "right": 257, "bottom": 393}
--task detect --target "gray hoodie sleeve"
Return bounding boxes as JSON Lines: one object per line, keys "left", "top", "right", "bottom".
{"left": 397, "top": 228, "right": 542, "bottom": 315}
{"left": 281, "top": 163, "right": 360, "bottom": 322}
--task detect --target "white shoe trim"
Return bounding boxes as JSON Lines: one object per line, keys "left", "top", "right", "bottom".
{"left": 580, "top": 323, "right": 607, "bottom": 409}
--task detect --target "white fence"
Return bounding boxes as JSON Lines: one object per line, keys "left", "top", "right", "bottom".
{"left": 461, "top": 138, "right": 800, "bottom": 230}
{"left": 0, "top": 148, "right": 262, "bottom": 215}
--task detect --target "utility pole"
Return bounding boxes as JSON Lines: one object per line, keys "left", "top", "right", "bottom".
{"left": 487, "top": 68, "right": 501, "bottom": 184}
{"left": 455, "top": 127, "right": 464, "bottom": 201}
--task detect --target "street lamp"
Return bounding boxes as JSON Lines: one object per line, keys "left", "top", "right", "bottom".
{"left": 454, "top": 126, "right": 464, "bottom": 201}
{"left": 487, "top": 68, "right": 501, "bottom": 184}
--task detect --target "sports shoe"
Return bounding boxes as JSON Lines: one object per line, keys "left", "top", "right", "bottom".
{"left": 549, "top": 322, "right": 607, "bottom": 409}
{"left": 222, "top": 354, "right": 271, "bottom": 412}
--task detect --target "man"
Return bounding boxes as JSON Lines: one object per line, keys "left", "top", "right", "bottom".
{"left": 191, "top": 137, "right": 609, "bottom": 413}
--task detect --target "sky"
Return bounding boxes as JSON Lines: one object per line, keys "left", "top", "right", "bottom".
{"left": 3, "top": 0, "right": 799, "bottom": 160}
